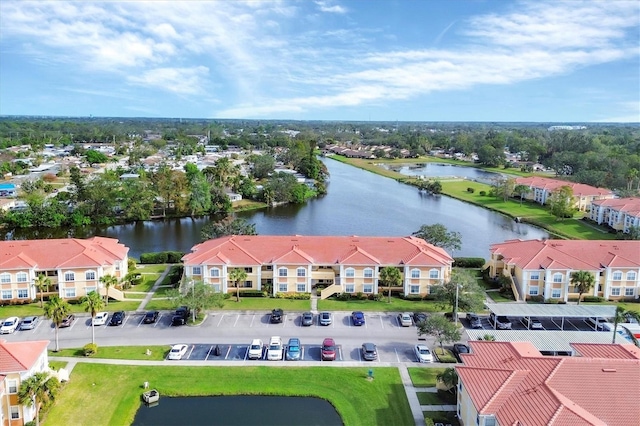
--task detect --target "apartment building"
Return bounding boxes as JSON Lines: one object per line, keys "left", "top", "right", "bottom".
{"left": 0, "top": 237, "right": 129, "bottom": 303}
{"left": 488, "top": 239, "right": 640, "bottom": 302}
{"left": 514, "top": 176, "right": 614, "bottom": 211}
{"left": 589, "top": 197, "right": 640, "bottom": 234}
{"left": 182, "top": 235, "right": 453, "bottom": 298}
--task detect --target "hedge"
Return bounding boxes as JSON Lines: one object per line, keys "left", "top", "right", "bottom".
{"left": 453, "top": 257, "right": 485, "bottom": 268}
{"left": 139, "top": 251, "right": 186, "bottom": 264}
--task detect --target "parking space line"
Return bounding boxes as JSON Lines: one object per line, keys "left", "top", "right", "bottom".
{"left": 250, "top": 314, "right": 255, "bottom": 327}
{"left": 137, "top": 316, "right": 144, "bottom": 327}
{"left": 379, "top": 316, "right": 385, "bottom": 329}
{"left": 205, "top": 345, "right": 214, "bottom": 360}
{"left": 121, "top": 315, "right": 130, "bottom": 328}
{"left": 338, "top": 347, "right": 343, "bottom": 361}
{"left": 395, "top": 316, "right": 401, "bottom": 327}
{"left": 217, "top": 314, "right": 225, "bottom": 327}
{"left": 358, "top": 348, "right": 362, "bottom": 362}
{"left": 394, "top": 348, "right": 400, "bottom": 363}
{"left": 233, "top": 314, "right": 239, "bottom": 328}
{"left": 186, "top": 345, "right": 195, "bottom": 359}
{"left": 283, "top": 314, "right": 288, "bottom": 327}
{"left": 154, "top": 314, "right": 162, "bottom": 327}
{"left": 225, "top": 345, "right": 232, "bottom": 359}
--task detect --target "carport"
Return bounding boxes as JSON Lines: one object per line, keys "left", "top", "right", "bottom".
{"left": 465, "top": 330, "right": 617, "bottom": 356}
{"left": 484, "top": 303, "right": 617, "bottom": 331}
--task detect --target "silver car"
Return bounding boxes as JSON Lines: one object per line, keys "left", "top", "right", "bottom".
{"left": 20, "top": 316, "right": 39, "bottom": 330}
{"left": 319, "top": 311, "right": 332, "bottom": 326}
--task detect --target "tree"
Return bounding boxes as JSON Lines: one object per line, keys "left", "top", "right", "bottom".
{"left": 514, "top": 184, "right": 531, "bottom": 205}
{"left": 99, "top": 274, "right": 118, "bottom": 306}
{"left": 250, "top": 154, "right": 276, "bottom": 179}
{"left": 84, "top": 149, "right": 108, "bottom": 165}
{"left": 34, "top": 274, "right": 51, "bottom": 308}
{"left": 201, "top": 216, "right": 257, "bottom": 241}
{"left": 167, "top": 281, "right": 225, "bottom": 320}
{"left": 612, "top": 306, "right": 640, "bottom": 344}
{"left": 43, "top": 295, "right": 71, "bottom": 352}
{"left": 17, "top": 372, "right": 61, "bottom": 426}
{"left": 228, "top": 268, "right": 248, "bottom": 302}
{"left": 493, "top": 177, "right": 516, "bottom": 202}
{"left": 378, "top": 266, "right": 402, "bottom": 303}
{"left": 417, "top": 315, "right": 461, "bottom": 350}
{"left": 436, "top": 368, "right": 458, "bottom": 393}
{"left": 570, "top": 270, "right": 595, "bottom": 305}
{"left": 432, "top": 269, "right": 485, "bottom": 316}
{"left": 80, "top": 290, "right": 104, "bottom": 344}
{"left": 547, "top": 185, "right": 576, "bottom": 220}
{"left": 412, "top": 223, "right": 462, "bottom": 253}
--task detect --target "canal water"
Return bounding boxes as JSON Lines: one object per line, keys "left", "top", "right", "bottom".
{"left": 379, "top": 162, "right": 502, "bottom": 184}
{"left": 4, "top": 159, "right": 548, "bottom": 258}
{"left": 131, "top": 395, "right": 343, "bottom": 426}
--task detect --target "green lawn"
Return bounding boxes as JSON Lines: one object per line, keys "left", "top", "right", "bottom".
{"left": 417, "top": 391, "right": 456, "bottom": 406}
{"left": 135, "top": 264, "right": 171, "bottom": 274}
{"left": 143, "top": 299, "right": 175, "bottom": 311}
{"left": 49, "top": 361, "right": 68, "bottom": 371}
{"left": 221, "top": 297, "right": 311, "bottom": 311}
{"left": 424, "top": 411, "right": 459, "bottom": 425}
{"left": 45, "top": 364, "right": 413, "bottom": 426}
{"left": 50, "top": 345, "right": 170, "bottom": 361}
{"left": 0, "top": 300, "right": 141, "bottom": 318}
{"left": 407, "top": 367, "right": 446, "bottom": 387}
{"left": 486, "top": 290, "right": 515, "bottom": 303}
{"left": 122, "top": 293, "right": 147, "bottom": 300}
{"left": 317, "top": 296, "right": 442, "bottom": 312}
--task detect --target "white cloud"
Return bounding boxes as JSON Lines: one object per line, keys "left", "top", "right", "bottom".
{"left": 315, "top": 1, "right": 347, "bottom": 14}
{"left": 128, "top": 66, "right": 210, "bottom": 95}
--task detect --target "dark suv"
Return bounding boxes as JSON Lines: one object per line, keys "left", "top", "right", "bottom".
{"left": 109, "top": 311, "right": 125, "bottom": 326}
{"left": 172, "top": 306, "right": 190, "bottom": 326}
{"left": 270, "top": 308, "right": 284, "bottom": 324}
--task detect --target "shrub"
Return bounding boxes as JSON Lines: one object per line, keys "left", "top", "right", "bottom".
{"left": 127, "top": 257, "right": 137, "bottom": 270}
{"left": 83, "top": 343, "right": 98, "bottom": 356}
{"left": 479, "top": 191, "right": 487, "bottom": 196}
{"left": 238, "top": 290, "right": 265, "bottom": 298}
{"left": 466, "top": 187, "right": 475, "bottom": 193}
{"left": 583, "top": 296, "right": 604, "bottom": 303}
{"left": 275, "top": 292, "right": 310, "bottom": 300}
{"left": 544, "top": 298, "right": 560, "bottom": 304}
{"left": 139, "top": 251, "right": 186, "bottom": 264}
{"left": 529, "top": 295, "right": 544, "bottom": 303}
{"left": 336, "top": 292, "right": 352, "bottom": 301}
{"left": 453, "top": 257, "right": 485, "bottom": 268}
{"left": 355, "top": 292, "right": 367, "bottom": 300}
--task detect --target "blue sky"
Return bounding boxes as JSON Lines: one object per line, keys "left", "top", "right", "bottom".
{"left": 1, "top": 0, "right": 638, "bottom": 122}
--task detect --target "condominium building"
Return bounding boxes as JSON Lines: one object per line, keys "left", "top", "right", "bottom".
{"left": 514, "top": 176, "right": 614, "bottom": 211}
{"left": 589, "top": 197, "right": 640, "bottom": 234}
{"left": 182, "top": 235, "right": 453, "bottom": 298}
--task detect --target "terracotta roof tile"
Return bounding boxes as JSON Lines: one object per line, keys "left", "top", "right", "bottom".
{"left": 0, "top": 340, "right": 49, "bottom": 373}
{"left": 572, "top": 343, "right": 640, "bottom": 359}
{"left": 515, "top": 177, "right": 614, "bottom": 197}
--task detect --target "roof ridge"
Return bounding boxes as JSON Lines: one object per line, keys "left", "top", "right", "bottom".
{"left": 228, "top": 237, "right": 262, "bottom": 264}
{"left": 0, "top": 346, "right": 27, "bottom": 371}
{"left": 480, "top": 369, "right": 526, "bottom": 413}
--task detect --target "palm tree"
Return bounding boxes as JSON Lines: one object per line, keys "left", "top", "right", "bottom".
{"left": 43, "top": 296, "right": 71, "bottom": 352}
{"left": 99, "top": 274, "right": 119, "bottom": 306}
{"left": 34, "top": 274, "right": 51, "bottom": 308}
{"left": 378, "top": 266, "right": 402, "bottom": 303}
{"left": 436, "top": 368, "right": 458, "bottom": 393}
{"left": 80, "top": 290, "right": 104, "bottom": 345}
{"left": 228, "top": 268, "right": 248, "bottom": 302}
{"left": 612, "top": 306, "right": 640, "bottom": 344}
{"left": 18, "top": 372, "right": 60, "bottom": 426}
{"left": 570, "top": 270, "right": 595, "bottom": 305}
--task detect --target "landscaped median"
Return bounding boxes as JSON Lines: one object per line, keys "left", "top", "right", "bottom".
{"left": 45, "top": 363, "right": 414, "bottom": 426}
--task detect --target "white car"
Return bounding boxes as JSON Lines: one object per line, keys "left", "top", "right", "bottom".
{"left": 248, "top": 339, "right": 264, "bottom": 360}
{"left": 414, "top": 344, "right": 434, "bottom": 363}
{"left": 267, "top": 336, "right": 283, "bottom": 361}
{"left": 0, "top": 317, "right": 20, "bottom": 334}
{"left": 92, "top": 312, "right": 109, "bottom": 326}
{"left": 398, "top": 312, "right": 413, "bottom": 327}
{"left": 168, "top": 344, "right": 189, "bottom": 360}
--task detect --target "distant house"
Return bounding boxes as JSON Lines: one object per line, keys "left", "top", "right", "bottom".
{"left": 0, "top": 183, "right": 17, "bottom": 197}
{"left": 514, "top": 176, "right": 614, "bottom": 211}
{"left": 226, "top": 192, "right": 242, "bottom": 202}
{"left": 589, "top": 197, "right": 640, "bottom": 234}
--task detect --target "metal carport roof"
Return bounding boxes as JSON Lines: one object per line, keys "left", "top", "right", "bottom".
{"left": 465, "top": 330, "right": 618, "bottom": 353}
{"left": 484, "top": 303, "right": 617, "bottom": 318}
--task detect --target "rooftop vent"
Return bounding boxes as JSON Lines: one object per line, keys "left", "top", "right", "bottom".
{"left": 602, "top": 368, "right": 616, "bottom": 372}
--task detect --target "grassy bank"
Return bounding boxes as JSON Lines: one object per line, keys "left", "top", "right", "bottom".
{"left": 49, "top": 345, "right": 171, "bottom": 361}
{"left": 45, "top": 364, "right": 413, "bottom": 426}
{"left": 317, "top": 296, "right": 441, "bottom": 312}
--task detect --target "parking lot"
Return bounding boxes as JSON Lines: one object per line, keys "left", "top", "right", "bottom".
{"left": 460, "top": 314, "right": 612, "bottom": 332}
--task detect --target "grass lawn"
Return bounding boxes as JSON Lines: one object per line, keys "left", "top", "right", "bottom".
{"left": 144, "top": 299, "right": 175, "bottom": 311}
{"left": 45, "top": 364, "right": 413, "bottom": 426}
{"left": 135, "top": 264, "right": 170, "bottom": 274}
{"left": 221, "top": 297, "right": 311, "bottom": 311}
{"left": 417, "top": 391, "right": 456, "bottom": 406}
{"left": 0, "top": 300, "right": 141, "bottom": 318}
{"left": 317, "top": 297, "right": 442, "bottom": 313}
{"left": 407, "top": 367, "right": 446, "bottom": 387}
{"left": 486, "top": 290, "right": 515, "bottom": 303}
{"left": 433, "top": 348, "right": 457, "bottom": 363}
{"left": 122, "top": 293, "right": 147, "bottom": 300}
{"left": 50, "top": 345, "right": 170, "bottom": 361}
{"left": 424, "top": 411, "right": 459, "bottom": 425}
{"left": 152, "top": 286, "right": 175, "bottom": 297}
{"left": 49, "top": 361, "right": 68, "bottom": 370}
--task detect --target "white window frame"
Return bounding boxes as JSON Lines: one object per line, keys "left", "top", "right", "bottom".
{"left": 0, "top": 273, "right": 10, "bottom": 283}
{"left": 529, "top": 286, "right": 539, "bottom": 296}
{"left": 626, "top": 271, "right": 637, "bottom": 281}
{"left": 363, "top": 268, "right": 373, "bottom": 278}
{"left": 64, "top": 271, "right": 75, "bottom": 282}
{"left": 192, "top": 266, "right": 202, "bottom": 275}
{"left": 85, "top": 286, "right": 97, "bottom": 294}
{"left": 429, "top": 269, "right": 439, "bottom": 279}
{"left": 410, "top": 285, "right": 420, "bottom": 294}
{"left": 551, "top": 289, "right": 561, "bottom": 298}
{"left": 624, "top": 288, "right": 635, "bottom": 297}
{"left": 610, "top": 287, "right": 621, "bottom": 296}
{"left": 8, "top": 379, "right": 17, "bottom": 393}
{"left": 345, "top": 284, "right": 355, "bottom": 293}
{"left": 345, "top": 268, "right": 355, "bottom": 278}
{"left": 209, "top": 268, "right": 219, "bottom": 277}
{"left": 64, "top": 288, "right": 76, "bottom": 298}
{"left": 278, "top": 268, "right": 288, "bottom": 277}
{"left": 1, "top": 290, "right": 12, "bottom": 299}
{"left": 17, "top": 289, "right": 28, "bottom": 299}
{"left": 10, "top": 406, "right": 19, "bottom": 420}
{"left": 278, "top": 283, "right": 288, "bottom": 292}
{"left": 363, "top": 284, "right": 373, "bottom": 293}
{"left": 612, "top": 271, "right": 622, "bottom": 280}
{"left": 411, "top": 269, "right": 420, "bottom": 279}
{"left": 296, "top": 283, "right": 306, "bottom": 292}
{"left": 297, "top": 268, "right": 306, "bottom": 277}
{"left": 530, "top": 272, "right": 540, "bottom": 280}
{"left": 16, "top": 272, "right": 28, "bottom": 283}
{"left": 85, "top": 271, "right": 96, "bottom": 280}
{"left": 553, "top": 273, "right": 563, "bottom": 283}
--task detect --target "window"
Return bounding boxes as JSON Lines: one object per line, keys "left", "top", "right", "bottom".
{"left": 345, "top": 284, "right": 355, "bottom": 293}
{"left": 192, "top": 266, "right": 201, "bottom": 275}
{"left": 0, "top": 273, "right": 10, "bottom": 283}
{"left": 212, "top": 284, "right": 221, "bottom": 292}
{"left": 411, "top": 269, "right": 420, "bottom": 279}
{"left": 345, "top": 268, "right": 355, "bottom": 278}
{"left": 429, "top": 269, "right": 439, "bottom": 279}
{"left": 244, "top": 267, "right": 253, "bottom": 273}
{"left": 85, "top": 286, "right": 97, "bottom": 294}
{"left": 115, "top": 262, "right": 121, "bottom": 271}
{"left": 278, "top": 283, "right": 288, "bottom": 292}
{"left": 551, "top": 289, "right": 561, "bottom": 298}
{"left": 85, "top": 271, "right": 96, "bottom": 280}
{"left": 552, "top": 273, "right": 562, "bottom": 283}
{"left": 625, "top": 288, "right": 635, "bottom": 297}
{"left": 363, "top": 284, "right": 373, "bottom": 293}
{"left": 243, "top": 281, "right": 252, "bottom": 288}
{"left": 297, "top": 268, "right": 306, "bottom": 277}
{"left": 627, "top": 271, "right": 637, "bottom": 281}
{"left": 16, "top": 272, "right": 27, "bottom": 282}
{"left": 10, "top": 406, "right": 19, "bottom": 420}
{"left": 64, "top": 288, "right": 76, "bottom": 298}
{"left": 529, "top": 286, "right": 539, "bottom": 296}
{"left": 297, "top": 284, "right": 306, "bottom": 292}
{"left": 363, "top": 268, "right": 373, "bottom": 278}
{"left": 410, "top": 285, "right": 420, "bottom": 294}
{"left": 610, "top": 287, "right": 621, "bottom": 296}
{"left": 17, "top": 289, "right": 28, "bottom": 299}
{"left": 8, "top": 379, "right": 17, "bottom": 393}
{"left": 64, "top": 271, "right": 75, "bottom": 282}
{"left": 278, "top": 268, "right": 288, "bottom": 277}
{"left": 209, "top": 268, "right": 219, "bottom": 277}
{"left": 612, "top": 271, "right": 622, "bottom": 280}
{"left": 530, "top": 272, "right": 539, "bottom": 280}
{"left": 1, "top": 290, "right": 11, "bottom": 300}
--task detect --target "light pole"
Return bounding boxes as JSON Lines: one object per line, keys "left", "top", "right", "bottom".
{"left": 454, "top": 283, "right": 460, "bottom": 325}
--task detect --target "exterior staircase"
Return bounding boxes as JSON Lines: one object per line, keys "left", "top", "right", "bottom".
{"left": 320, "top": 283, "right": 341, "bottom": 300}
{"left": 100, "top": 286, "right": 126, "bottom": 301}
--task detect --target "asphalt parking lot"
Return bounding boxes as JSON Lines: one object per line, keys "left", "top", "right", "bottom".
{"left": 460, "top": 315, "right": 612, "bottom": 332}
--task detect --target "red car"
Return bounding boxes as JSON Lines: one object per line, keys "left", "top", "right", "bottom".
{"left": 321, "top": 338, "right": 336, "bottom": 361}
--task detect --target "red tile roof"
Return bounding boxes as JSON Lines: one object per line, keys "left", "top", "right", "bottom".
{"left": 0, "top": 340, "right": 49, "bottom": 373}
{"left": 457, "top": 341, "right": 640, "bottom": 426}
{"left": 0, "top": 237, "right": 129, "bottom": 270}
{"left": 490, "top": 239, "right": 640, "bottom": 271}
{"left": 514, "top": 177, "right": 614, "bottom": 197}
{"left": 183, "top": 235, "right": 453, "bottom": 266}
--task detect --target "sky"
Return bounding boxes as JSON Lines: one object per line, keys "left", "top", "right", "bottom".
{"left": 0, "top": 0, "right": 638, "bottom": 122}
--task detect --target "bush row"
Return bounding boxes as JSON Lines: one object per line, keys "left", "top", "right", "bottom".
{"left": 275, "top": 292, "right": 311, "bottom": 300}
{"left": 453, "top": 257, "right": 485, "bottom": 268}
{"left": 139, "top": 251, "right": 185, "bottom": 264}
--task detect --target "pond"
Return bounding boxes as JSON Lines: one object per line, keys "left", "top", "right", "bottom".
{"left": 132, "top": 395, "right": 343, "bottom": 426}
{"left": 380, "top": 162, "right": 502, "bottom": 184}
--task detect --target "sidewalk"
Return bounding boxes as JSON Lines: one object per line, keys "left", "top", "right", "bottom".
{"left": 136, "top": 266, "right": 172, "bottom": 312}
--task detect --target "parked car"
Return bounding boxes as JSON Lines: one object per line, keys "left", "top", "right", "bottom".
{"left": 361, "top": 342, "right": 377, "bottom": 361}
{"left": 466, "top": 313, "right": 483, "bottom": 329}
{"left": 267, "top": 336, "right": 283, "bottom": 360}
{"left": 248, "top": 339, "right": 264, "bottom": 360}
{"left": 143, "top": 311, "right": 160, "bottom": 324}
{"left": 92, "top": 312, "right": 109, "bottom": 326}
{"left": 321, "top": 338, "right": 336, "bottom": 361}
{"left": 109, "top": 311, "right": 125, "bottom": 326}
{"left": 301, "top": 312, "right": 314, "bottom": 326}
{"left": 285, "top": 338, "right": 302, "bottom": 361}
{"left": 586, "top": 317, "right": 611, "bottom": 331}
{"left": 413, "top": 312, "right": 428, "bottom": 325}
{"left": 60, "top": 314, "right": 75, "bottom": 328}
{"left": 521, "top": 316, "right": 543, "bottom": 330}
{"left": 168, "top": 344, "right": 189, "bottom": 360}
{"left": 351, "top": 311, "right": 365, "bottom": 326}
{"left": 172, "top": 306, "right": 190, "bottom": 326}
{"left": 319, "top": 311, "right": 332, "bottom": 326}
{"left": 398, "top": 312, "right": 413, "bottom": 327}
{"left": 452, "top": 343, "right": 470, "bottom": 362}
{"left": 270, "top": 308, "right": 284, "bottom": 324}
{"left": 20, "top": 316, "right": 39, "bottom": 331}
{"left": 489, "top": 313, "right": 512, "bottom": 330}
{"left": 0, "top": 317, "right": 20, "bottom": 334}
{"left": 414, "top": 344, "right": 434, "bottom": 363}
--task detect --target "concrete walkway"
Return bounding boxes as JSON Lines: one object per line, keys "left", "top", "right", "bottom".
{"left": 310, "top": 293, "right": 318, "bottom": 313}
{"left": 136, "top": 266, "right": 172, "bottom": 312}
{"left": 398, "top": 364, "right": 428, "bottom": 426}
